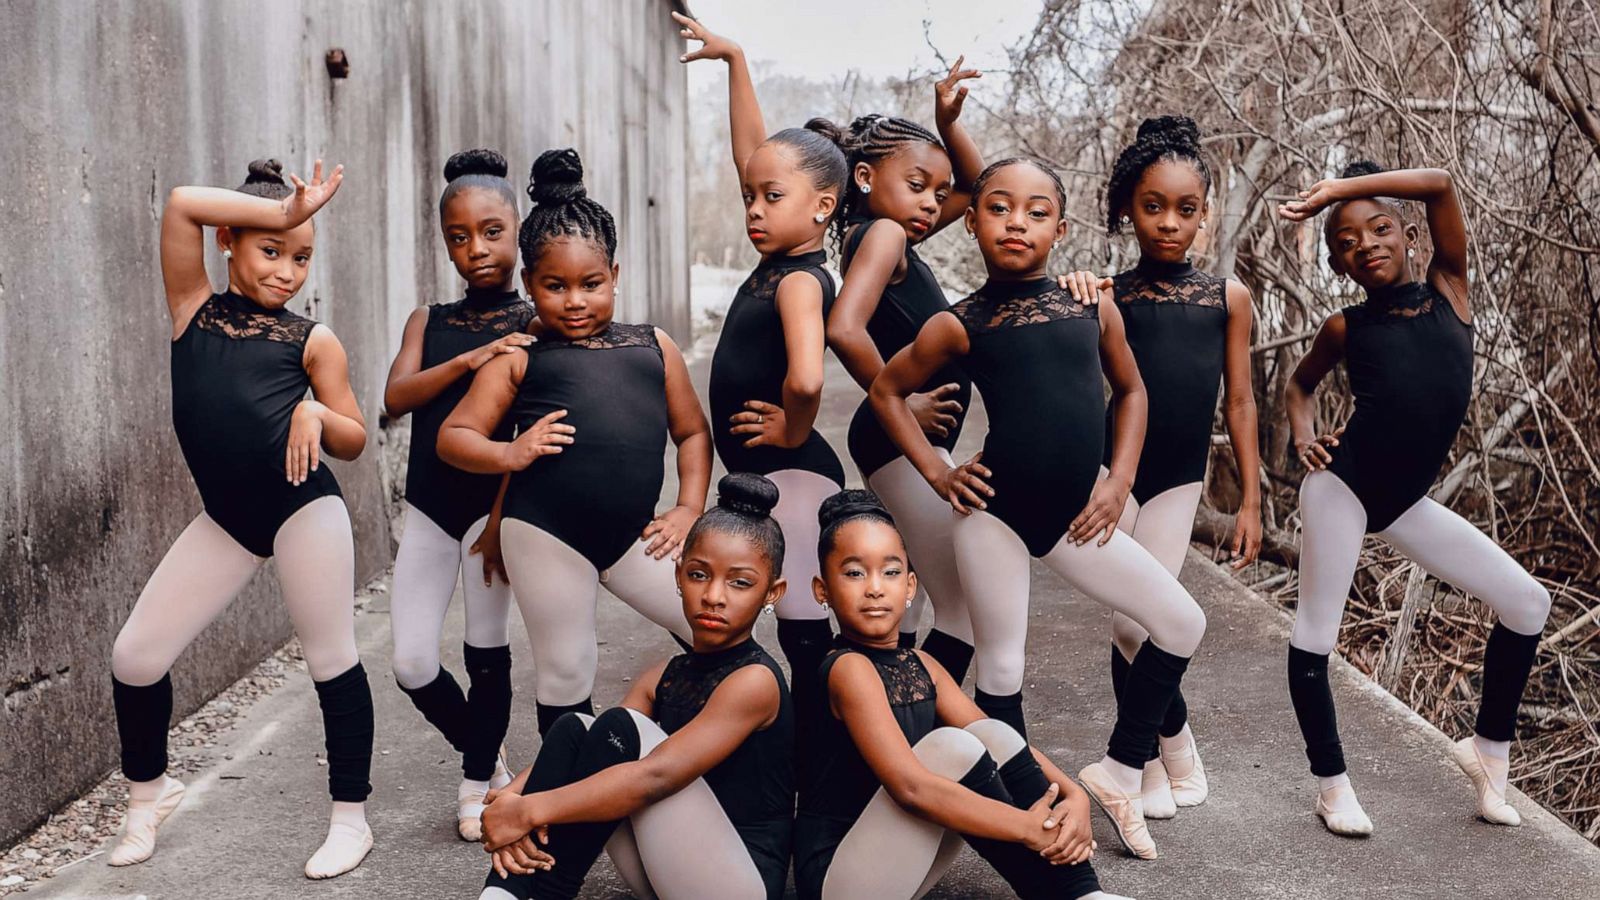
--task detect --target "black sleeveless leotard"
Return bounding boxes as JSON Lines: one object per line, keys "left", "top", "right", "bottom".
{"left": 1326, "top": 281, "right": 1473, "bottom": 532}
{"left": 794, "top": 640, "right": 936, "bottom": 899}
{"left": 654, "top": 639, "right": 795, "bottom": 899}
{"left": 170, "top": 291, "right": 343, "bottom": 558}
{"left": 950, "top": 279, "right": 1103, "bottom": 557}
{"left": 502, "top": 322, "right": 667, "bottom": 570}
{"left": 709, "top": 249, "right": 846, "bottom": 486}
{"left": 1104, "top": 258, "right": 1229, "bottom": 505}
{"left": 839, "top": 221, "right": 972, "bottom": 480}
{"left": 404, "top": 289, "right": 535, "bottom": 541}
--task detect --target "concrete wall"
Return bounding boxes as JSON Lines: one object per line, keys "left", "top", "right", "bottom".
{"left": 0, "top": 0, "right": 689, "bottom": 844}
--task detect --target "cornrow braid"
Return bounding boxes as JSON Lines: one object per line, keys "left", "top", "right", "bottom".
{"left": 1104, "top": 115, "right": 1214, "bottom": 235}
{"left": 518, "top": 148, "right": 618, "bottom": 269}
{"left": 812, "top": 114, "right": 946, "bottom": 249}
{"left": 972, "top": 157, "right": 1067, "bottom": 213}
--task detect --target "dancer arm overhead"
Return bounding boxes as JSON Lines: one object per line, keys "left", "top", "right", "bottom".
{"left": 932, "top": 56, "right": 984, "bottom": 232}
{"left": 675, "top": 12, "right": 766, "bottom": 184}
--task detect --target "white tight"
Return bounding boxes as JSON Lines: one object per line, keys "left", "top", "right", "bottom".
{"left": 867, "top": 453, "right": 974, "bottom": 645}
{"left": 111, "top": 496, "right": 360, "bottom": 686}
{"left": 500, "top": 519, "right": 692, "bottom": 706}
{"left": 767, "top": 469, "right": 842, "bottom": 621}
{"left": 1108, "top": 481, "right": 1204, "bottom": 662}
{"left": 389, "top": 507, "right": 512, "bottom": 690}
{"left": 953, "top": 510, "right": 1206, "bottom": 698}
{"left": 821, "top": 720, "right": 1021, "bottom": 900}
{"left": 1291, "top": 471, "right": 1550, "bottom": 654}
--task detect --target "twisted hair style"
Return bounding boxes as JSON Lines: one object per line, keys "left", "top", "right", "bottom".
{"left": 765, "top": 120, "right": 849, "bottom": 212}
{"left": 235, "top": 159, "right": 293, "bottom": 201}
{"left": 684, "top": 474, "right": 786, "bottom": 577}
{"left": 1104, "top": 115, "right": 1214, "bottom": 235}
{"left": 971, "top": 156, "right": 1067, "bottom": 214}
{"left": 517, "top": 148, "right": 618, "bottom": 269}
{"left": 1324, "top": 159, "right": 1403, "bottom": 248}
{"left": 440, "top": 148, "right": 518, "bottom": 216}
{"left": 811, "top": 114, "right": 946, "bottom": 249}
{"left": 816, "top": 489, "right": 902, "bottom": 564}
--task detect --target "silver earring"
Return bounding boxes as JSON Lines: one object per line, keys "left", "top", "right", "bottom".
{"left": 222, "top": 249, "right": 233, "bottom": 259}
{"left": 1407, "top": 248, "right": 1415, "bottom": 257}
{"left": 967, "top": 231, "right": 975, "bottom": 240}
{"left": 905, "top": 598, "right": 912, "bottom": 609}
{"left": 1120, "top": 215, "right": 1131, "bottom": 226}
{"left": 820, "top": 601, "right": 830, "bottom": 612}
{"left": 814, "top": 213, "right": 827, "bottom": 223}
{"left": 1200, "top": 220, "right": 1207, "bottom": 230}
{"left": 858, "top": 182, "right": 871, "bottom": 195}
{"left": 762, "top": 604, "right": 774, "bottom": 616}
{"left": 1052, "top": 241, "right": 1060, "bottom": 249}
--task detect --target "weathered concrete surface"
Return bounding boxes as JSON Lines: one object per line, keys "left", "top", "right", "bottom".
{"left": 0, "top": 0, "right": 689, "bottom": 845}
{"left": 34, "top": 347, "right": 1600, "bottom": 898}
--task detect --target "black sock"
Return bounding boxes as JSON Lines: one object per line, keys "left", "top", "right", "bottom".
{"left": 1475, "top": 623, "right": 1541, "bottom": 743}
{"left": 777, "top": 618, "right": 835, "bottom": 729}
{"left": 1287, "top": 646, "right": 1345, "bottom": 777}
{"left": 897, "top": 630, "right": 918, "bottom": 649}
{"left": 536, "top": 698, "right": 594, "bottom": 739}
{"left": 922, "top": 629, "right": 975, "bottom": 685}
{"left": 463, "top": 643, "right": 513, "bottom": 781}
{"left": 314, "top": 662, "right": 374, "bottom": 803}
{"left": 112, "top": 674, "right": 173, "bottom": 782}
{"left": 996, "top": 743, "right": 1051, "bottom": 806}
{"left": 485, "top": 707, "right": 641, "bottom": 900}
{"left": 975, "top": 688, "right": 1027, "bottom": 741}
{"left": 1108, "top": 644, "right": 1130, "bottom": 703}
{"left": 397, "top": 667, "right": 471, "bottom": 758}
{"left": 1106, "top": 640, "right": 1189, "bottom": 770}
{"left": 956, "top": 754, "right": 1102, "bottom": 899}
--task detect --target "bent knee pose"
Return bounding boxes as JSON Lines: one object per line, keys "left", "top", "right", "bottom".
{"left": 679, "top": 15, "right": 849, "bottom": 701}
{"left": 816, "top": 62, "right": 987, "bottom": 678}
{"left": 1279, "top": 161, "right": 1550, "bottom": 836}
{"left": 383, "top": 149, "right": 533, "bottom": 840}
{"left": 793, "top": 491, "right": 1127, "bottom": 900}
{"left": 1096, "top": 116, "right": 1263, "bottom": 818}
{"left": 477, "top": 474, "right": 795, "bottom": 900}
{"left": 438, "top": 149, "right": 705, "bottom": 736}
{"left": 870, "top": 158, "right": 1205, "bottom": 859}
{"left": 109, "top": 159, "right": 375, "bottom": 879}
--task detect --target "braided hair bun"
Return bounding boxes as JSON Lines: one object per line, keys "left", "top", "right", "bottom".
{"left": 528, "top": 148, "right": 588, "bottom": 206}
{"left": 237, "top": 158, "right": 292, "bottom": 200}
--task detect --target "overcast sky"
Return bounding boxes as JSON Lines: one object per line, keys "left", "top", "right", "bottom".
{"left": 681, "top": 0, "right": 1043, "bottom": 92}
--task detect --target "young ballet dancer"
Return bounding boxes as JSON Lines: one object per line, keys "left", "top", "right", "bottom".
{"left": 814, "top": 60, "right": 983, "bottom": 679}
{"left": 677, "top": 11, "right": 851, "bottom": 707}
{"left": 793, "top": 489, "right": 1129, "bottom": 900}
{"left": 1278, "top": 161, "right": 1551, "bottom": 835}
{"left": 109, "top": 159, "right": 375, "bottom": 878}
{"left": 1097, "top": 115, "right": 1262, "bottom": 818}
{"left": 383, "top": 149, "right": 533, "bottom": 840}
{"left": 476, "top": 473, "right": 795, "bottom": 900}
{"left": 437, "top": 148, "right": 704, "bottom": 737}
{"left": 870, "top": 157, "right": 1208, "bottom": 859}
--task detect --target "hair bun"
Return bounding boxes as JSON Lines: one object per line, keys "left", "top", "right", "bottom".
{"left": 803, "top": 117, "right": 848, "bottom": 148}
{"left": 444, "top": 148, "right": 509, "bottom": 182}
{"left": 1340, "top": 159, "right": 1384, "bottom": 179}
{"left": 1135, "top": 115, "right": 1201, "bottom": 150}
{"left": 245, "top": 159, "right": 286, "bottom": 186}
{"left": 817, "top": 489, "right": 892, "bottom": 530}
{"left": 717, "top": 473, "right": 780, "bottom": 519}
{"left": 528, "top": 148, "right": 587, "bottom": 205}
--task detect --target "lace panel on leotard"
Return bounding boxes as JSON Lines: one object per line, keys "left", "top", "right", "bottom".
{"left": 1348, "top": 282, "right": 1440, "bottom": 325}
{"left": 953, "top": 286, "right": 1098, "bottom": 335}
{"left": 1113, "top": 266, "right": 1225, "bottom": 309}
{"left": 530, "top": 321, "right": 661, "bottom": 354}
{"left": 431, "top": 299, "right": 535, "bottom": 334}
{"left": 828, "top": 645, "right": 934, "bottom": 705}
{"left": 655, "top": 643, "right": 763, "bottom": 710}
{"left": 192, "top": 293, "right": 316, "bottom": 344}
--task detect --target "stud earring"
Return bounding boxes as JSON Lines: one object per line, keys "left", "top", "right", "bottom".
{"left": 1120, "top": 215, "right": 1131, "bottom": 226}
{"left": 905, "top": 598, "right": 912, "bottom": 609}
{"left": 820, "top": 601, "right": 830, "bottom": 612}
{"left": 814, "top": 213, "right": 827, "bottom": 223}
{"left": 1200, "top": 220, "right": 1207, "bottom": 230}
{"left": 967, "top": 231, "right": 975, "bottom": 240}
{"left": 859, "top": 182, "right": 871, "bottom": 194}
{"left": 762, "top": 604, "right": 774, "bottom": 616}
{"left": 1407, "top": 248, "right": 1415, "bottom": 257}
{"left": 1052, "top": 241, "right": 1060, "bottom": 249}
{"left": 222, "top": 249, "right": 233, "bottom": 259}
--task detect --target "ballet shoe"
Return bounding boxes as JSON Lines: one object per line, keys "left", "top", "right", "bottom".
{"left": 1141, "top": 759, "right": 1177, "bottom": 820}
{"left": 108, "top": 777, "right": 186, "bottom": 867}
{"left": 1315, "top": 782, "right": 1374, "bottom": 837}
{"left": 1452, "top": 737, "right": 1521, "bottom": 826}
{"left": 460, "top": 747, "right": 515, "bottom": 841}
{"left": 1078, "top": 763, "right": 1158, "bottom": 860}
{"left": 304, "top": 820, "right": 373, "bottom": 879}
{"left": 1161, "top": 731, "right": 1209, "bottom": 808}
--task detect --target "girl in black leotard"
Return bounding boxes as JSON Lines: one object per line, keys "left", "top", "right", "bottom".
{"left": 383, "top": 149, "right": 533, "bottom": 841}
{"left": 1094, "top": 116, "right": 1263, "bottom": 820}
{"left": 108, "top": 160, "right": 375, "bottom": 879}
{"left": 438, "top": 149, "right": 706, "bottom": 737}
{"left": 677, "top": 12, "right": 851, "bottom": 707}
{"left": 476, "top": 474, "right": 794, "bottom": 900}
{"left": 871, "top": 157, "right": 1207, "bottom": 860}
{"left": 793, "top": 489, "right": 1126, "bottom": 900}
{"left": 1279, "top": 162, "right": 1550, "bottom": 836}
{"left": 814, "top": 60, "right": 983, "bottom": 679}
